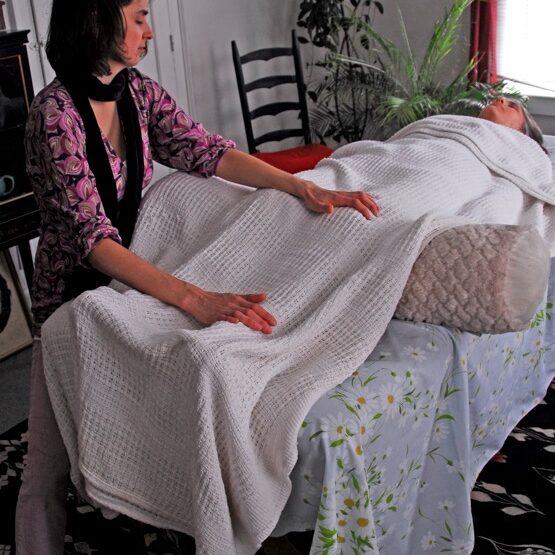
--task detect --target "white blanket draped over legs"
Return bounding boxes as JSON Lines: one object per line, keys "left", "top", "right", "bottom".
{"left": 41, "top": 115, "right": 555, "bottom": 555}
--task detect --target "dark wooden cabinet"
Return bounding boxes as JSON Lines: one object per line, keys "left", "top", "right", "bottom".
{"left": 0, "top": 30, "right": 39, "bottom": 290}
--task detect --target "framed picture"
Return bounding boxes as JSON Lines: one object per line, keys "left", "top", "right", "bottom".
{"left": 0, "top": 42, "right": 34, "bottom": 206}
{"left": 0, "top": 2, "right": 5, "bottom": 32}
{"left": 0, "top": 250, "right": 33, "bottom": 360}
{"left": 0, "top": 50, "right": 30, "bottom": 132}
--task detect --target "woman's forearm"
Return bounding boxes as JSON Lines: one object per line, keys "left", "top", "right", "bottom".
{"left": 215, "top": 148, "right": 379, "bottom": 220}
{"left": 215, "top": 148, "right": 309, "bottom": 197}
{"left": 87, "top": 238, "right": 191, "bottom": 307}
{"left": 86, "top": 238, "right": 277, "bottom": 333}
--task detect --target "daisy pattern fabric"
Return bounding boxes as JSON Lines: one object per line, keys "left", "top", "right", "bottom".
{"left": 274, "top": 261, "right": 554, "bottom": 553}
{"left": 40, "top": 115, "right": 555, "bottom": 555}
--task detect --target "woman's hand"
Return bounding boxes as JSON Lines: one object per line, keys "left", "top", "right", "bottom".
{"left": 296, "top": 179, "right": 380, "bottom": 220}
{"left": 178, "top": 283, "right": 277, "bottom": 334}
{"left": 216, "top": 150, "right": 380, "bottom": 220}
{"left": 89, "top": 238, "right": 276, "bottom": 334}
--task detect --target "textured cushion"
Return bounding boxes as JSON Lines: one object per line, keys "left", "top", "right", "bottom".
{"left": 395, "top": 225, "right": 551, "bottom": 334}
{"left": 252, "top": 143, "right": 333, "bottom": 173}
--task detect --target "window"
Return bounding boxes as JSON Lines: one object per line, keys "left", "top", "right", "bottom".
{"left": 497, "top": 0, "right": 555, "bottom": 97}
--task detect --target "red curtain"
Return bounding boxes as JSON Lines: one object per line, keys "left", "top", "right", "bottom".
{"left": 469, "top": 0, "right": 498, "bottom": 83}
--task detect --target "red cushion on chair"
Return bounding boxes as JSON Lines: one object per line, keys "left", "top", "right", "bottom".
{"left": 252, "top": 144, "right": 334, "bottom": 174}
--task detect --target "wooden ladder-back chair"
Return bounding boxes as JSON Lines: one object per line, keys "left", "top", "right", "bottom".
{"left": 231, "top": 30, "right": 333, "bottom": 174}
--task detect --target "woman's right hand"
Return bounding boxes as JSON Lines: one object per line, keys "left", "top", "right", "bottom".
{"left": 177, "top": 282, "right": 277, "bottom": 334}
{"left": 88, "top": 239, "right": 277, "bottom": 334}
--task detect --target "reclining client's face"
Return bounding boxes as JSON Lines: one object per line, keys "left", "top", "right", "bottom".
{"left": 478, "top": 97, "right": 525, "bottom": 132}
{"left": 478, "top": 97, "right": 547, "bottom": 153}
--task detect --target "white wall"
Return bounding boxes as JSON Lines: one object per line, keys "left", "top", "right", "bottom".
{"left": 180, "top": 0, "right": 299, "bottom": 151}
{"left": 4, "top": 1, "right": 16, "bottom": 29}
{"left": 529, "top": 96, "right": 555, "bottom": 136}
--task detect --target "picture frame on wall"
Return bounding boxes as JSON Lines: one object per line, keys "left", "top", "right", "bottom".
{"left": 0, "top": 2, "right": 6, "bottom": 32}
{"left": 0, "top": 43, "right": 34, "bottom": 206}
{"left": 0, "top": 250, "right": 33, "bottom": 360}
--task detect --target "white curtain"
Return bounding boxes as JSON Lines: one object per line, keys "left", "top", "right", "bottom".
{"left": 497, "top": 0, "right": 555, "bottom": 94}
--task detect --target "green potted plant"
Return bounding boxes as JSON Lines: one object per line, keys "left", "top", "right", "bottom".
{"left": 299, "top": 0, "right": 524, "bottom": 143}
{"left": 297, "top": 0, "right": 390, "bottom": 144}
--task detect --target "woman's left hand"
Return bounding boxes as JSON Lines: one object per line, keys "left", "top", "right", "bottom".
{"left": 297, "top": 179, "right": 380, "bottom": 220}
{"left": 215, "top": 150, "right": 379, "bottom": 219}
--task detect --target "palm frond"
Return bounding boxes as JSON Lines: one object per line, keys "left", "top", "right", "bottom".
{"left": 381, "top": 94, "right": 443, "bottom": 128}
{"left": 442, "top": 59, "right": 477, "bottom": 102}
{"left": 333, "top": 53, "right": 407, "bottom": 95}
{"left": 312, "top": 68, "right": 392, "bottom": 105}
{"left": 309, "top": 104, "right": 337, "bottom": 141}
{"left": 419, "top": 0, "right": 473, "bottom": 89}
{"left": 442, "top": 97, "right": 484, "bottom": 116}
{"left": 308, "top": 62, "right": 395, "bottom": 143}
{"left": 398, "top": 9, "right": 419, "bottom": 93}
{"left": 351, "top": 15, "right": 406, "bottom": 75}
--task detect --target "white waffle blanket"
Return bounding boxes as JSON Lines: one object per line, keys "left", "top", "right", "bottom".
{"left": 42, "top": 115, "right": 555, "bottom": 555}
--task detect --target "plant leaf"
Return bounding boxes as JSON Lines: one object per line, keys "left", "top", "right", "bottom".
{"left": 501, "top": 506, "right": 528, "bottom": 516}
{"left": 512, "top": 494, "right": 533, "bottom": 506}
{"left": 470, "top": 491, "right": 492, "bottom": 502}
{"left": 397, "top": 9, "right": 418, "bottom": 92}
{"left": 481, "top": 482, "right": 507, "bottom": 494}
{"left": 419, "top": 0, "right": 473, "bottom": 89}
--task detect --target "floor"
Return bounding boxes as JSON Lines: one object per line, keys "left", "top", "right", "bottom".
{"left": 0, "top": 346, "right": 31, "bottom": 434}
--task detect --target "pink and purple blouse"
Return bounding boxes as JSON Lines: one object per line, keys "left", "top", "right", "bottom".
{"left": 25, "top": 68, "right": 235, "bottom": 336}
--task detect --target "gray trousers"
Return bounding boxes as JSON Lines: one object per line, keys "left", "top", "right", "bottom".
{"left": 15, "top": 340, "right": 70, "bottom": 555}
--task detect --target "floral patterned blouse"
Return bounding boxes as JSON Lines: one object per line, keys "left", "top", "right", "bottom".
{"left": 25, "top": 68, "right": 236, "bottom": 336}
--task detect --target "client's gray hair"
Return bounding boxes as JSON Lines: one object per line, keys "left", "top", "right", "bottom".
{"left": 519, "top": 102, "right": 547, "bottom": 154}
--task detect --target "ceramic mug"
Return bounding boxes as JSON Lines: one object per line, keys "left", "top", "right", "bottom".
{"left": 0, "top": 174, "right": 15, "bottom": 197}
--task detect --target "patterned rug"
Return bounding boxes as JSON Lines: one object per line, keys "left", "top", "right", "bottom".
{"left": 470, "top": 378, "right": 555, "bottom": 555}
{"left": 1, "top": 380, "right": 553, "bottom": 554}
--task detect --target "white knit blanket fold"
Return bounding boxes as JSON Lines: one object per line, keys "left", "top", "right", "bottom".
{"left": 42, "top": 115, "right": 555, "bottom": 555}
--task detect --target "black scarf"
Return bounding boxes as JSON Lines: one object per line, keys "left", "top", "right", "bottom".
{"left": 58, "top": 69, "right": 144, "bottom": 302}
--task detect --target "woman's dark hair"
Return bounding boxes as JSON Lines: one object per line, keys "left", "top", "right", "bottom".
{"left": 46, "top": 0, "right": 133, "bottom": 78}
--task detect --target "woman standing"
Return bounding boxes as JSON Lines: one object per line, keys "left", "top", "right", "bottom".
{"left": 15, "top": 0, "right": 379, "bottom": 553}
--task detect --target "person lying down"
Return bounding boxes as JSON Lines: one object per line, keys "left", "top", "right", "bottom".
{"left": 36, "top": 104, "right": 555, "bottom": 555}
